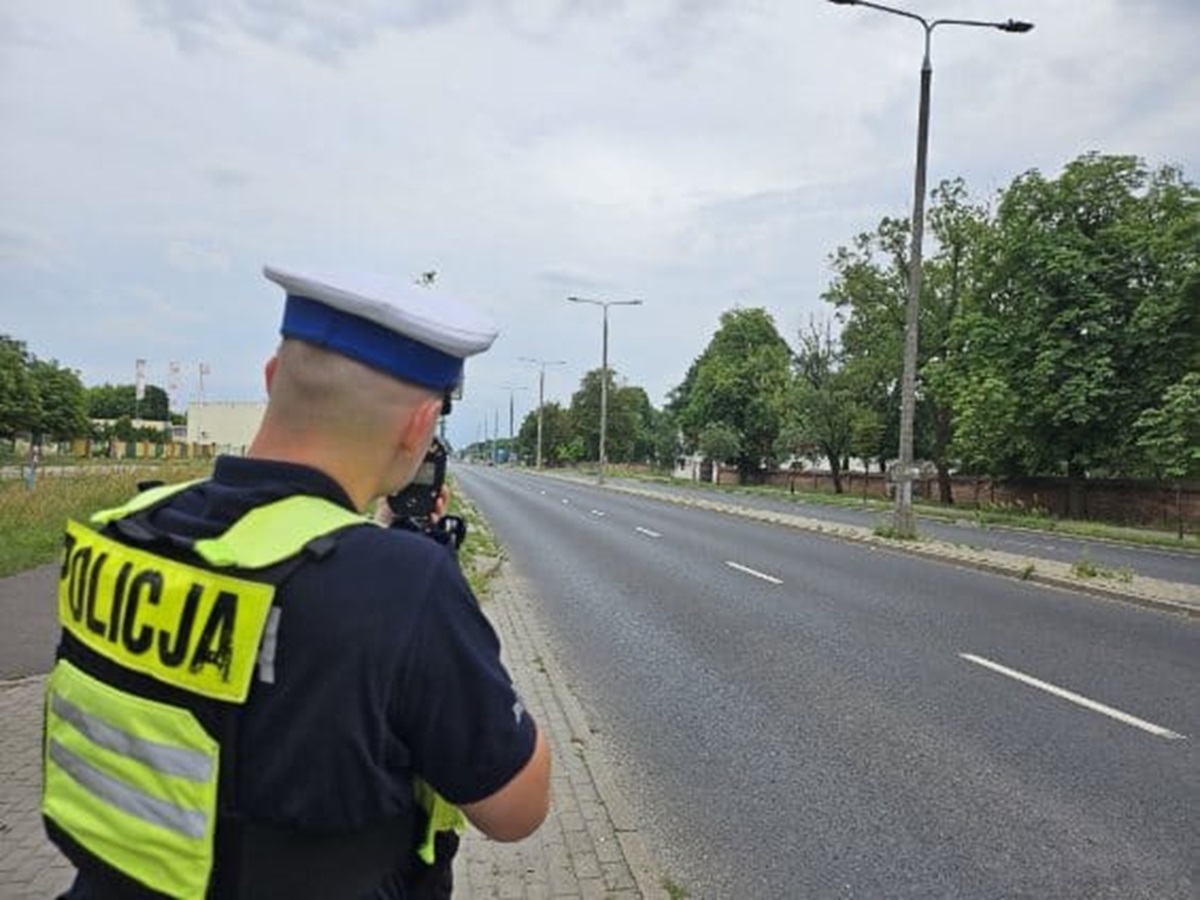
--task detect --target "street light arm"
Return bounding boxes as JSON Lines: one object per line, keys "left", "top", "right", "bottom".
{"left": 828, "top": 0, "right": 928, "bottom": 29}
{"left": 931, "top": 17, "right": 1034, "bottom": 33}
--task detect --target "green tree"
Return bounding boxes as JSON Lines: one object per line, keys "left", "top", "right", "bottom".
{"left": 787, "top": 322, "right": 855, "bottom": 493}
{"left": 1134, "top": 373, "right": 1200, "bottom": 481}
{"left": 698, "top": 423, "right": 741, "bottom": 477}
{"left": 30, "top": 359, "right": 89, "bottom": 442}
{"left": 825, "top": 181, "right": 991, "bottom": 500}
{"left": 823, "top": 218, "right": 909, "bottom": 472}
{"left": 920, "top": 179, "right": 993, "bottom": 503}
{"left": 676, "top": 308, "right": 792, "bottom": 481}
{"left": 86, "top": 383, "right": 170, "bottom": 421}
{"left": 646, "top": 408, "right": 682, "bottom": 470}
{"left": 568, "top": 369, "right": 644, "bottom": 464}
{"left": 1134, "top": 373, "right": 1200, "bottom": 538}
{"left": 516, "top": 402, "right": 577, "bottom": 467}
{"left": 0, "top": 336, "right": 40, "bottom": 444}
{"left": 954, "top": 153, "right": 1200, "bottom": 513}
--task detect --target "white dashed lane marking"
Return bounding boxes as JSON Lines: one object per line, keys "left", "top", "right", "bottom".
{"left": 960, "top": 653, "right": 1186, "bottom": 740}
{"left": 724, "top": 561, "right": 783, "bottom": 585}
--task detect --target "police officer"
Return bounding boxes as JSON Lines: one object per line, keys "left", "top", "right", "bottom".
{"left": 44, "top": 265, "right": 551, "bottom": 898}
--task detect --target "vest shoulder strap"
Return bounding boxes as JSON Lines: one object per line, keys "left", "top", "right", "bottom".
{"left": 193, "top": 496, "right": 372, "bottom": 569}
{"left": 91, "top": 482, "right": 374, "bottom": 570}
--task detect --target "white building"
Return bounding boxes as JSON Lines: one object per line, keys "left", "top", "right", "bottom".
{"left": 186, "top": 401, "right": 266, "bottom": 455}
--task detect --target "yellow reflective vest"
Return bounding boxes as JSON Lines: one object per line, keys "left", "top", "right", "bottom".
{"left": 43, "top": 483, "right": 463, "bottom": 899}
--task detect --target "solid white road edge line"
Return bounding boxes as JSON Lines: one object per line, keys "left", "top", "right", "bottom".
{"left": 724, "top": 561, "right": 783, "bottom": 585}
{"left": 635, "top": 527, "right": 662, "bottom": 539}
{"left": 960, "top": 653, "right": 1186, "bottom": 740}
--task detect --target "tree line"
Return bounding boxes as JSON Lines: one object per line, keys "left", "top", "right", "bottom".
{"left": 0, "top": 336, "right": 176, "bottom": 449}
{"left": 5, "top": 153, "right": 1195, "bottom": 489}
{"left": 506, "top": 153, "right": 1199, "bottom": 508}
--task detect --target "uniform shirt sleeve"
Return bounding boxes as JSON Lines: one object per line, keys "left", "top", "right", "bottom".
{"left": 392, "top": 551, "right": 537, "bottom": 806}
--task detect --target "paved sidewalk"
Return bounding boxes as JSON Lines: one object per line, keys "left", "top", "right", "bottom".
{"left": 0, "top": 561, "right": 666, "bottom": 899}
{"left": 0, "top": 675, "right": 75, "bottom": 898}
{"left": 457, "top": 563, "right": 665, "bottom": 899}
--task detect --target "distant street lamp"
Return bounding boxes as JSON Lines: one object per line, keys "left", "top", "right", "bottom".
{"left": 828, "top": 0, "right": 1032, "bottom": 538}
{"left": 520, "top": 357, "right": 566, "bottom": 469}
{"left": 499, "top": 384, "right": 529, "bottom": 458}
{"left": 566, "top": 296, "right": 643, "bottom": 484}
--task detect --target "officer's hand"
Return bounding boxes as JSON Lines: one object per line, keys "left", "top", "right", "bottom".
{"left": 430, "top": 486, "right": 450, "bottom": 524}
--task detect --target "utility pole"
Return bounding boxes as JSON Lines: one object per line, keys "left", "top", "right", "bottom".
{"left": 828, "top": 0, "right": 1032, "bottom": 537}
{"left": 519, "top": 358, "right": 566, "bottom": 469}
{"left": 566, "top": 296, "right": 643, "bottom": 484}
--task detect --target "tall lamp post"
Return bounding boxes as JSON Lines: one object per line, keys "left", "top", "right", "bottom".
{"left": 828, "top": 0, "right": 1032, "bottom": 538}
{"left": 566, "top": 296, "right": 643, "bottom": 484}
{"left": 520, "top": 357, "right": 566, "bottom": 469}
{"left": 499, "top": 384, "right": 529, "bottom": 462}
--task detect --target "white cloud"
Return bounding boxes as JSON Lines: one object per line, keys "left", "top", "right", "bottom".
{"left": 167, "top": 241, "right": 232, "bottom": 273}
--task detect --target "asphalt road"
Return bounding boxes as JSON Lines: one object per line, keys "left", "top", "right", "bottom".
{"left": 455, "top": 465, "right": 1200, "bottom": 900}
{"left": 614, "top": 477, "right": 1200, "bottom": 586}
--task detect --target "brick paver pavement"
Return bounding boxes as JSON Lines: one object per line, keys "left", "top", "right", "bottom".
{"left": 0, "top": 560, "right": 665, "bottom": 899}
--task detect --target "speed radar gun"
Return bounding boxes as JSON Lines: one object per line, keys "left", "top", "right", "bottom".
{"left": 386, "top": 436, "right": 467, "bottom": 549}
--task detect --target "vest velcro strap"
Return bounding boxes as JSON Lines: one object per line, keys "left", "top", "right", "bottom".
{"left": 192, "top": 496, "right": 370, "bottom": 569}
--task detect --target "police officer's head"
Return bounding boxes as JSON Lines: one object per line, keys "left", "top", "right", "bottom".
{"left": 257, "top": 265, "right": 497, "bottom": 506}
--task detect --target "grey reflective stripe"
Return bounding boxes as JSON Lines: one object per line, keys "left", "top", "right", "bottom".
{"left": 49, "top": 739, "right": 208, "bottom": 839}
{"left": 51, "top": 693, "right": 213, "bottom": 782}
{"left": 256, "top": 607, "right": 282, "bottom": 684}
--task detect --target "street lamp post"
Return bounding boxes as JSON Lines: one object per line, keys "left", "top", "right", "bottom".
{"left": 520, "top": 357, "right": 566, "bottom": 469}
{"left": 500, "top": 384, "right": 529, "bottom": 460}
{"left": 828, "top": 0, "right": 1032, "bottom": 538}
{"left": 566, "top": 296, "right": 643, "bottom": 484}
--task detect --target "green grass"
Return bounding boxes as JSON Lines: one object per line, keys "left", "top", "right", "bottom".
{"left": 1070, "top": 551, "right": 1135, "bottom": 583}
{"left": 661, "top": 874, "right": 691, "bottom": 900}
{"left": 446, "top": 474, "right": 504, "bottom": 599}
{"left": 0, "top": 461, "right": 214, "bottom": 577}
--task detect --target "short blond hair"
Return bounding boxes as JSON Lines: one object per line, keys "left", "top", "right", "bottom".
{"left": 266, "top": 339, "right": 438, "bottom": 447}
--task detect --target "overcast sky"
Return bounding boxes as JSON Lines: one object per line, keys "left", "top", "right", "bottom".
{"left": 3, "top": 0, "right": 1198, "bottom": 449}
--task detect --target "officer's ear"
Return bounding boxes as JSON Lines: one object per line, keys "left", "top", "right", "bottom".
{"left": 263, "top": 354, "right": 280, "bottom": 392}
{"left": 394, "top": 394, "right": 441, "bottom": 458}
{"left": 412, "top": 395, "right": 442, "bottom": 446}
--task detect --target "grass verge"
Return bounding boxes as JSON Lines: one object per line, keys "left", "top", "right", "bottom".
{"left": 446, "top": 475, "right": 504, "bottom": 599}
{"left": 0, "top": 461, "right": 214, "bottom": 578}
{"left": 599, "top": 466, "right": 1198, "bottom": 552}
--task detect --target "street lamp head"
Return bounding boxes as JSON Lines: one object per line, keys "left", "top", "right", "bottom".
{"left": 827, "top": 0, "right": 858, "bottom": 5}
{"left": 999, "top": 19, "right": 1034, "bottom": 33}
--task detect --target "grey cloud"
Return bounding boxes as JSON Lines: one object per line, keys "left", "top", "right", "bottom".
{"left": 134, "top": 0, "right": 472, "bottom": 59}
{"left": 0, "top": 226, "right": 64, "bottom": 270}
{"left": 202, "top": 167, "right": 251, "bottom": 190}
{"left": 536, "top": 267, "right": 614, "bottom": 292}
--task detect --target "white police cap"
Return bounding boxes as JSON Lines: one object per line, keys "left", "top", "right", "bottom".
{"left": 263, "top": 265, "right": 498, "bottom": 394}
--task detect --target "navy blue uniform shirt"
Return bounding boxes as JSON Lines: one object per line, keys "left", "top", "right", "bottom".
{"left": 65, "top": 456, "right": 536, "bottom": 896}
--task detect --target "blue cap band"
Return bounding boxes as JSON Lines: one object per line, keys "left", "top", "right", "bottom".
{"left": 280, "top": 294, "right": 463, "bottom": 391}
